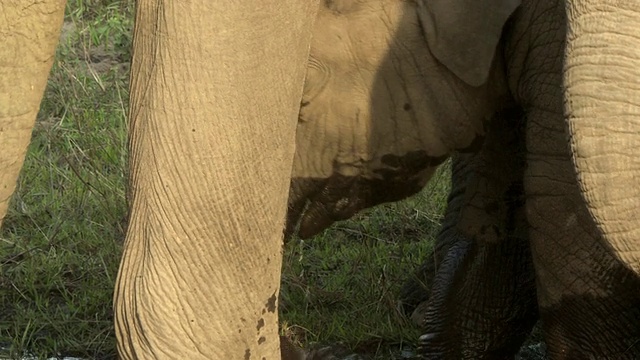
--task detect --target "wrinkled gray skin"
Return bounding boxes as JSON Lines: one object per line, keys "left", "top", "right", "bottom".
{"left": 400, "top": 109, "right": 540, "bottom": 358}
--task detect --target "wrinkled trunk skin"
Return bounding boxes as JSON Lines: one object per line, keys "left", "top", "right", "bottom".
{"left": 564, "top": 0, "right": 640, "bottom": 277}
{"left": 114, "top": 1, "right": 318, "bottom": 359}
{"left": 512, "top": 0, "right": 640, "bottom": 357}
{"left": 0, "top": 1, "right": 66, "bottom": 227}
{"left": 398, "top": 121, "right": 525, "bottom": 316}
{"left": 411, "top": 109, "right": 538, "bottom": 359}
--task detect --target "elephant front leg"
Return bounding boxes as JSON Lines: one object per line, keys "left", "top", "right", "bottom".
{"left": 413, "top": 109, "right": 539, "bottom": 359}
{"left": 524, "top": 108, "right": 640, "bottom": 358}
{"left": 0, "top": 1, "right": 66, "bottom": 227}
{"left": 114, "top": 1, "right": 319, "bottom": 359}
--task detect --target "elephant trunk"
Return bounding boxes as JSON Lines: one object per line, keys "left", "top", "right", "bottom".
{"left": 416, "top": 236, "right": 473, "bottom": 356}
{"left": 563, "top": 1, "right": 640, "bottom": 274}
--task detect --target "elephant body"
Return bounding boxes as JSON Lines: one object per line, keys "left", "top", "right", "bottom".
{"left": 1, "top": 0, "right": 638, "bottom": 358}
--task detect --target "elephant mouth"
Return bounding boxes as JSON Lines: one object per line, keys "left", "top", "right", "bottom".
{"left": 285, "top": 150, "right": 448, "bottom": 239}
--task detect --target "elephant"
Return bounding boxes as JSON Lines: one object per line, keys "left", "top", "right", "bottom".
{"left": 287, "top": 0, "right": 640, "bottom": 358}
{"left": 399, "top": 108, "right": 541, "bottom": 358}
{"left": 1, "top": 0, "right": 639, "bottom": 359}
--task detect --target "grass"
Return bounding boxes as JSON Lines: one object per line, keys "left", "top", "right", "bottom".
{"left": 280, "top": 173, "right": 449, "bottom": 358}
{"left": 0, "top": 2, "right": 450, "bottom": 359}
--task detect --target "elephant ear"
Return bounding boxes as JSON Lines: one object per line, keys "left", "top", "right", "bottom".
{"left": 417, "top": 0, "right": 521, "bottom": 87}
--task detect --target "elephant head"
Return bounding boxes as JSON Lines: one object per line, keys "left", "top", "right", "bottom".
{"left": 286, "top": 0, "right": 521, "bottom": 239}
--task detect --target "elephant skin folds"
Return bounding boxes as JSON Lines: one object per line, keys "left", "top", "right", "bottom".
{"left": 398, "top": 0, "right": 640, "bottom": 358}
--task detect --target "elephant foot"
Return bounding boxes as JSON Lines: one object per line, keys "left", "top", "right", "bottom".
{"left": 419, "top": 334, "right": 549, "bottom": 360}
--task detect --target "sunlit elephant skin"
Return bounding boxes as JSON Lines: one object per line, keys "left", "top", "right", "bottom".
{"left": 1, "top": 0, "right": 639, "bottom": 359}
{"left": 286, "top": 0, "right": 512, "bottom": 239}
{"left": 2, "top": 0, "right": 318, "bottom": 358}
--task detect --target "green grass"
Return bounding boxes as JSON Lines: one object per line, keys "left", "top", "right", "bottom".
{"left": 280, "top": 172, "right": 449, "bottom": 358}
{"left": 0, "top": 2, "right": 450, "bottom": 359}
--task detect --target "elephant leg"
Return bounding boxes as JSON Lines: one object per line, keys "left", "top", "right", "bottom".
{"left": 525, "top": 109, "right": 640, "bottom": 358}
{"left": 560, "top": 1, "right": 640, "bottom": 353}
{"left": 417, "top": 225, "right": 537, "bottom": 359}
{"left": 503, "top": 0, "right": 640, "bottom": 355}
{"left": 564, "top": 0, "right": 640, "bottom": 279}
{"left": 0, "top": 0, "right": 66, "bottom": 227}
{"left": 113, "top": 1, "right": 319, "bottom": 359}
{"left": 414, "top": 108, "right": 538, "bottom": 359}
